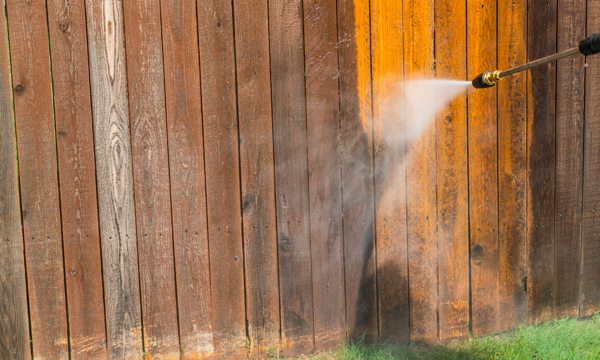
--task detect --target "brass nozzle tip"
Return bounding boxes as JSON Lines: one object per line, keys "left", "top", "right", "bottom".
{"left": 483, "top": 70, "right": 502, "bottom": 86}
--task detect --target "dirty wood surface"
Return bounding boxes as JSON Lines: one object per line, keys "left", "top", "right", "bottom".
{"left": 6, "top": 1, "right": 69, "bottom": 359}
{"left": 303, "top": 0, "right": 347, "bottom": 351}
{"left": 497, "top": 0, "right": 528, "bottom": 332}
{"left": 435, "top": 0, "right": 470, "bottom": 342}
{"left": 403, "top": 0, "right": 438, "bottom": 344}
{"left": 46, "top": 0, "right": 108, "bottom": 358}
{"left": 527, "top": 0, "right": 557, "bottom": 325}
{"left": 0, "top": 9, "right": 31, "bottom": 360}
{"left": 196, "top": 0, "right": 247, "bottom": 357}
{"left": 84, "top": 0, "right": 144, "bottom": 357}
{"left": 553, "top": 0, "right": 586, "bottom": 319}
{"left": 371, "top": 0, "right": 409, "bottom": 345}
{"left": 268, "top": 0, "right": 315, "bottom": 356}
{"left": 467, "top": 0, "right": 500, "bottom": 336}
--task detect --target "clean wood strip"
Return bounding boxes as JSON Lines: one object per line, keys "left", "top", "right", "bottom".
{"left": 159, "top": 1, "right": 214, "bottom": 358}
{"left": 527, "top": 0, "right": 557, "bottom": 325}
{"left": 6, "top": 1, "right": 69, "bottom": 358}
{"left": 302, "top": 0, "right": 346, "bottom": 351}
{"left": 231, "top": 0, "right": 281, "bottom": 357}
{"left": 337, "top": 0, "right": 377, "bottom": 343}
{"left": 196, "top": 1, "right": 246, "bottom": 357}
{"left": 46, "top": 1, "right": 108, "bottom": 357}
{"left": 467, "top": 0, "right": 500, "bottom": 336}
{"left": 370, "top": 0, "right": 409, "bottom": 345}
{"left": 581, "top": 0, "right": 600, "bottom": 317}
{"left": 84, "top": 0, "right": 143, "bottom": 357}
{"left": 497, "top": 0, "right": 528, "bottom": 331}
{"left": 403, "top": 0, "right": 437, "bottom": 343}
{"left": 121, "top": 0, "right": 180, "bottom": 357}
{"left": 554, "top": 0, "right": 586, "bottom": 319}
{"left": 267, "top": 0, "right": 314, "bottom": 356}
{"left": 0, "top": 9, "right": 31, "bottom": 360}
{"left": 436, "top": 0, "right": 469, "bottom": 342}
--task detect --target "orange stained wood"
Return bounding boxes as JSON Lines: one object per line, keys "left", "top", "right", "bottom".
{"left": 7, "top": 0, "right": 70, "bottom": 358}
{"left": 435, "top": 0, "right": 469, "bottom": 342}
{"left": 338, "top": 0, "right": 377, "bottom": 343}
{"left": 403, "top": 0, "right": 438, "bottom": 344}
{"left": 497, "top": 0, "right": 528, "bottom": 331}
{"left": 371, "top": 0, "right": 410, "bottom": 345}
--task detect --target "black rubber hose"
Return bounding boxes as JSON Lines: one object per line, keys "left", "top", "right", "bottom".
{"left": 580, "top": 33, "right": 600, "bottom": 55}
{"left": 471, "top": 71, "right": 496, "bottom": 89}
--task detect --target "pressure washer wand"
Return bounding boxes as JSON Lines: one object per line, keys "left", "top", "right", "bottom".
{"left": 472, "top": 33, "right": 600, "bottom": 89}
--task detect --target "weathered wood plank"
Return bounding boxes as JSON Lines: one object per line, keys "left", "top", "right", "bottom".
{"left": 403, "top": 0, "right": 437, "bottom": 343}
{"left": 84, "top": 0, "right": 144, "bottom": 357}
{"left": 0, "top": 9, "right": 31, "bottom": 360}
{"left": 436, "top": 0, "right": 469, "bottom": 342}
{"left": 159, "top": 1, "right": 214, "bottom": 358}
{"left": 498, "top": 0, "right": 528, "bottom": 331}
{"left": 46, "top": 1, "right": 108, "bottom": 358}
{"left": 467, "top": 0, "right": 500, "bottom": 336}
{"left": 370, "top": 0, "right": 409, "bottom": 345}
{"left": 267, "top": 0, "right": 313, "bottom": 356}
{"left": 581, "top": 0, "right": 600, "bottom": 317}
{"left": 121, "top": 0, "right": 180, "bottom": 357}
{"left": 231, "top": 0, "right": 281, "bottom": 357}
{"left": 337, "top": 0, "right": 377, "bottom": 343}
{"left": 302, "top": 0, "right": 346, "bottom": 351}
{"left": 527, "top": 0, "right": 557, "bottom": 325}
{"left": 6, "top": 1, "right": 69, "bottom": 358}
{"left": 196, "top": 1, "right": 247, "bottom": 358}
{"left": 554, "top": 0, "right": 586, "bottom": 319}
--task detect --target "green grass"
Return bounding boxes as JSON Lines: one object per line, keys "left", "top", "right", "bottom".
{"left": 271, "top": 313, "right": 600, "bottom": 359}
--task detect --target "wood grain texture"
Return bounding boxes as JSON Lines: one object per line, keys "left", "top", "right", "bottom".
{"left": 84, "top": 0, "right": 144, "bottom": 357}
{"left": 159, "top": 1, "right": 214, "bottom": 358}
{"left": 553, "top": 0, "right": 585, "bottom": 319}
{"left": 46, "top": 1, "right": 108, "bottom": 358}
{"left": 267, "top": 0, "right": 314, "bottom": 356}
{"left": 231, "top": 0, "right": 281, "bottom": 357}
{"left": 467, "top": 0, "right": 500, "bottom": 336}
{"left": 403, "top": 0, "right": 437, "bottom": 343}
{"left": 7, "top": 1, "right": 70, "bottom": 359}
{"left": 0, "top": 9, "right": 31, "bottom": 360}
{"left": 121, "top": 0, "right": 180, "bottom": 357}
{"left": 337, "top": 0, "right": 377, "bottom": 343}
{"left": 370, "top": 0, "right": 409, "bottom": 345}
{"left": 581, "top": 0, "right": 600, "bottom": 317}
{"left": 302, "top": 0, "right": 346, "bottom": 351}
{"left": 497, "top": 0, "right": 528, "bottom": 331}
{"left": 196, "top": 1, "right": 247, "bottom": 358}
{"left": 435, "top": 0, "right": 469, "bottom": 342}
{"left": 527, "top": 0, "right": 557, "bottom": 325}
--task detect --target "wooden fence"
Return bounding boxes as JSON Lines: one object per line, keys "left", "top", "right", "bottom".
{"left": 0, "top": 0, "right": 597, "bottom": 359}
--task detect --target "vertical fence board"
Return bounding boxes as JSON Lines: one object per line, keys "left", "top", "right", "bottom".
{"left": 371, "top": 0, "right": 409, "bottom": 345}
{"left": 159, "top": 1, "right": 215, "bottom": 358}
{"left": 122, "top": 0, "right": 180, "bottom": 357}
{"left": 84, "top": 0, "right": 144, "bottom": 357}
{"left": 436, "top": 0, "right": 469, "bottom": 342}
{"left": 498, "top": 0, "right": 528, "bottom": 331}
{"left": 467, "top": 0, "right": 500, "bottom": 336}
{"left": 6, "top": 1, "right": 69, "bottom": 358}
{"left": 581, "top": 0, "right": 600, "bottom": 317}
{"left": 231, "top": 0, "right": 281, "bottom": 357}
{"left": 46, "top": 1, "right": 108, "bottom": 358}
{"left": 196, "top": 1, "right": 247, "bottom": 357}
{"left": 0, "top": 9, "right": 31, "bottom": 360}
{"left": 527, "top": 0, "right": 557, "bottom": 325}
{"left": 403, "top": 0, "right": 437, "bottom": 343}
{"left": 302, "top": 0, "right": 346, "bottom": 351}
{"left": 554, "top": 0, "right": 586, "bottom": 319}
{"left": 338, "top": 0, "right": 377, "bottom": 343}
{"left": 268, "top": 0, "right": 315, "bottom": 356}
